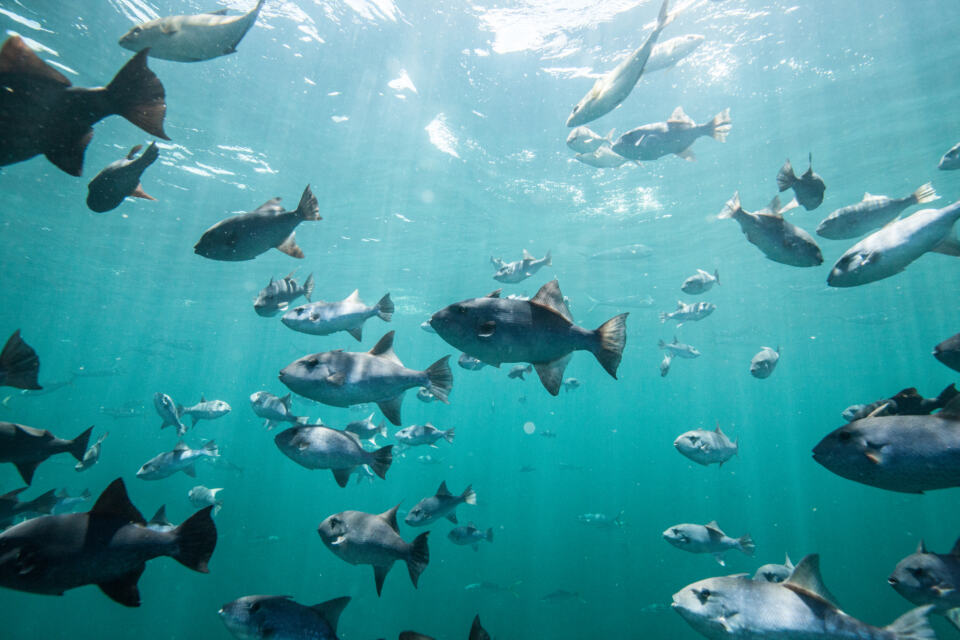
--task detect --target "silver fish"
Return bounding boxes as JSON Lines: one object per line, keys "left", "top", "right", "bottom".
{"left": 611, "top": 107, "right": 731, "bottom": 162}
{"left": 817, "top": 183, "right": 939, "bottom": 240}
{"left": 281, "top": 290, "right": 394, "bottom": 342}
{"left": 890, "top": 539, "right": 960, "bottom": 631}
{"left": 154, "top": 392, "right": 186, "bottom": 435}
{"left": 674, "top": 426, "right": 738, "bottom": 467}
{"left": 51, "top": 489, "right": 92, "bottom": 515}
{"left": 577, "top": 511, "right": 624, "bottom": 529}
{"left": 776, "top": 153, "right": 826, "bottom": 211}
{"left": 177, "top": 396, "right": 231, "bottom": 427}
{"left": 220, "top": 594, "right": 350, "bottom": 640}
{"left": 658, "top": 336, "right": 701, "bottom": 359}
{"left": 663, "top": 521, "right": 754, "bottom": 565}
{"left": 273, "top": 424, "right": 392, "bottom": 488}
{"left": 660, "top": 353, "right": 673, "bottom": 377}
{"left": 75, "top": 431, "right": 108, "bottom": 472}
{"left": 563, "top": 377, "right": 580, "bottom": 392}
{"left": 718, "top": 193, "right": 823, "bottom": 267}
{"left": 188, "top": 485, "right": 223, "bottom": 516}
{"left": 344, "top": 413, "right": 387, "bottom": 445}
{"left": 508, "top": 364, "right": 532, "bottom": 380}
{"left": 458, "top": 353, "right": 486, "bottom": 371}
{"left": 681, "top": 269, "right": 719, "bottom": 295}
{"left": 574, "top": 146, "right": 628, "bottom": 168}
{"left": 753, "top": 554, "right": 795, "bottom": 583}
{"left": 659, "top": 301, "right": 715, "bottom": 325}
{"left": 405, "top": 481, "right": 476, "bottom": 527}
{"left": 395, "top": 423, "right": 455, "bottom": 448}
{"left": 254, "top": 271, "right": 315, "bottom": 317}
{"left": 644, "top": 34, "right": 705, "bottom": 72}
{"left": 448, "top": 523, "right": 494, "bottom": 551}
{"left": 136, "top": 441, "right": 219, "bottom": 480}
{"left": 249, "top": 391, "right": 308, "bottom": 430}
{"left": 750, "top": 346, "right": 780, "bottom": 379}
{"left": 566, "top": 126, "right": 615, "bottom": 154}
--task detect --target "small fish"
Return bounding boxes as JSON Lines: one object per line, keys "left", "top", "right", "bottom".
{"left": 660, "top": 353, "right": 673, "bottom": 377}
{"left": 681, "top": 269, "right": 719, "bottom": 295}
{"left": 0, "top": 422, "right": 92, "bottom": 485}
{"left": 119, "top": 0, "right": 265, "bottom": 63}
{"left": 189, "top": 485, "right": 223, "bottom": 516}
{"left": 86, "top": 142, "right": 159, "bottom": 213}
{"left": 817, "top": 183, "right": 939, "bottom": 240}
{"left": 519, "top": 465, "right": 537, "bottom": 472}
{"left": 659, "top": 301, "right": 715, "bottom": 325}
{"left": 611, "top": 107, "right": 731, "bottom": 162}
{"left": 465, "top": 581, "right": 521, "bottom": 597}
{"left": 508, "top": 364, "right": 533, "bottom": 380}
{"left": 146, "top": 505, "right": 175, "bottom": 533}
{"left": 492, "top": 250, "right": 552, "bottom": 284}
{"left": 405, "top": 481, "right": 477, "bottom": 527}
{"left": 776, "top": 153, "right": 827, "bottom": 210}
{"left": 586, "top": 294, "right": 654, "bottom": 312}
{"left": 317, "top": 504, "right": 430, "bottom": 596}
{"left": 254, "top": 271, "right": 315, "bottom": 317}
{"left": 99, "top": 401, "right": 147, "bottom": 421}
{"left": 249, "top": 391, "right": 308, "bottom": 430}
{"left": 395, "top": 423, "right": 455, "bottom": 448}
{"left": 563, "top": 378, "right": 580, "bottom": 392}
{"left": 939, "top": 141, "right": 960, "bottom": 170}
{"left": 273, "top": 424, "right": 392, "bottom": 488}
{"left": 674, "top": 425, "right": 738, "bottom": 467}
{"left": 416, "top": 454, "right": 444, "bottom": 465}
{"left": 417, "top": 387, "right": 438, "bottom": 403}
{"left": 644, "top": 34, "right": 705, "bottom": 73}
{"left": 136, "top": 440, "right": 219, "bottom": 480}
{"left": 177, "top": 396, "right": 231, "bottom": 427}
{"left": 658, "top": 336, "right": 701, "bottom": 358}
{"left": 585, "top": 244, "right": 652, "bottom": 261}
{"left": 566, "top": 126, "right": 615, "bottom": 154}
{"left": 574, "top": 146, "right": 628, "bottom": 168}
{"left": 194, "top": 185, "right": 322, "bottom": 262}
{"left": 0, "top": 330, "right": 41, "bottom": 390}
{"left": 753, "top": 553, "right": 795, "bottom": 583}
{"left": 281, "top": 291, "right": 394, "bottom": 342}
{"left": 448, "top": 523, "right": 494, "bottom": 550}
{"left": 220, "top": 594, "right": 350, "bottom": 640}
{"left": 154, "top": 392, "right": 187, "bottom": 435}
{"left": 718, "top": 193, "right": 823, "bottom": 267}
{"left": 577, "top": 511, "right": 624, "bottom": 529}
{"left": 458, "top": 353, "right": 486, "bottom": 370}
{"left": 51, "top": 489, "right": 92, "bottom": 516}
{"left": 344, "top": 413, "right": 387, "bottom": 445}
{"left": 540, "top": 430, "right": 558, "bottom": 438}
{"left": 663, "top": 521, "right": 755, "bottom": 565}
{"left": 750, "top": 346, "right": 780, "bottom": 379}
{"left": 890, "top": 538, "right": 960, "bottom": 631}
{"left": 75, "top": 431, "right": 108, "bottom": 472}
{"left": 0, "top": 487, "right": 58, "bottom": 528}
{"left": 934, "top": 333, "right": 960, "bottom": 373}
{"left": 541, "top": 589, "right": 586, "bottom": 604}
{"left": 0, "top": 36, "right": 167, "bottom": 176}
{"left": 0, "top": 478, "right": 216, "bottom": 606}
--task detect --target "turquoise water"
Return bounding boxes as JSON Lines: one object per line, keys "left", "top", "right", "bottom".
{"left": 1, "top": 0, "right": 959, "bottom": 638}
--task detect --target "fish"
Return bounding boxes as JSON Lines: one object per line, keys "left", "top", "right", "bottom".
{"left": 146, "top": 505, "right": 175, "bottom": 533}
{"left": 317, "top": 504, "right": 430, "bottom": 596}
{"left": 672, "top": 554, "right": 933, "bottom": 640}
{"left": 154, "top": 392, "right": 187, "bottom": 435}
{"left": 577, "top": 511, "right": 625, "bottom": 529}
{"left": 540, "top": 430, "right": 558, "bottom": 438}
{"left": 828, "top": 199, "right": 960, "bottom": 287}
{"left": 753, "top": 553, "right": 795, "bottom": 583}
{"left": 51, "top": 488, "right": 92, "bottom": 516}
{"left": 249, "top": 391, "right": 308, "bottom": 430}
{"left": 448, "top": 523, "right": 494, "bottom": 550}
{"left": 281, "top": 291, "right": 394, "bottom": 341}
{"left": 0, "top": 330, "right": 41, "bottom": 390}
{"left": 841, "top": 385, "right": 958, "bottom": 422}
{"left": 254, "top": 271, "right": 315, "bottom": 317}
{"left": 563, "top": 377, "right": 580, "bottom": 392}
{"left": 85, "top": 142, "right": 159, "bottom": 213}
{"left": 659, "top": 301, "right": 715, "bottom": 325}
{"left": 177, "top": 396, "right": 231, "bottom": 427}
{"left": 0, "top": 487, "right": 58, "bottom": 529}
{"left": 464, "top": 581, "right": 521, "bottom": 597}
{"left": 890, "top": 538, "right": 960, "bottom": 631}
{"left": 219, "top": 594, "right": 350, "bottom": 640}
{"left": 136, "top": 440, "right": 219, "bottom": 480}
{"left": 344, "top": 413, "right": 387, "bottom": 445}
{"left": 189, "top": 485, "right": 223, "bottom": 516}
{"left": 586, "top": 294, "right": 654, "bottom": 312}
{"left": 278, "top": 331, "right": 452, "bottom": 426}
{"left": 674, "top": 425, "right": 738, "bottom": 467}
{"left": 777, "top": 153, "right": 827, "bottom": 210}
{"left": 566, "top": 126, "right": 615, "bottom": 154}
{"left": 663, "top": 521, "right": 754, "bottom": 565}
{"left": 644, "top": 34, "right": 706, "bottom": 73}
{"left": 749, "top": 346, "right": 780, "bottom": 379}
{"left": 585, "top": 244, "right": 652, "bottom": 261}
{"left": 681, "top": 269, "right": 719, "bottom": 294}
{"left": 566, "top": 0, "right": 672, "bottom": 127}
{"left": 119, "top": 0, "right": 265, "bottom": 63}
{"left": 812, "top": 398, "right": 960, "bottom": 493}
{"left": 541, "top": 589, "right": 586, "bottom": 603}
{"left": 658, "top": 336, "right": 701, "bottom": 358}
{"left": 405, "top": 481, "right": 476, "bottom": 526}
{"left": 194, "top": 185, "right": 322, "bottom": 261}
{"left": 458, "top": 353, "right": 486, "bottom": 370}
{"left": 429, "top": 281, "right": 627, "bottom": 396}
{"left": 611, "top": 107, "right": 731, "bottom": 162}
{"left": 508, "top": 364, "right": 533, "bottom": 380}
{"left": 574, "top": 146, "right": 628, "bottom": 168}
{"left": 75, "top": 431, "right": 108, "bottom": 472}
{"left": 394, "top": 423, "right": 455, "bottom": 448}
{"left": 400, "top": 615, "right": 490, "bottom": 640}
{"left": 0, "top": 36, "right": 168, "bottom": 176}
{"left": 934, "top": 333, "right": 960, "bottom": 373}
{"left": 660, "top": 353, "right": 673, "bottom": 377}
{"left": 718, "top": 193, "right": 823, "bottom": 267}
{"left": 492, "top": 250, "right": 552, "bottom": 284}
{"left": 273, "top": 424, "right": 392, "bottom": 488}
{"left": 816, "top": 183, "right": 939, "bottom": 240}
{"left": 939, "top": 141, "right": 960, "bottom": 170}
{"left": 0, "top": 478, "right": 216, "bottom": 606}
{"left": 0, "top": 422, "right": 92, "bottom": 484}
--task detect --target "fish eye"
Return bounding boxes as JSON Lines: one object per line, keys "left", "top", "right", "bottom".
{"left": 133, "top": 27, "right": 142, "bottom": 34}
{"left": 837, "top": 431, "right": 853, "bottom": 442}
{"left": 249, "top": 602, "right": 261, "bottom": 613}
{"left": 909, "top": 567, "right": 926, "bottom": 579}
{"left": 695, "top": 588, "right": 711, "bottom": 604}
{"left": 457, "top": 305, "right": 467, "bottom": 314}
{"left": 304, "top": 357, "right": 319, "bottom": 369}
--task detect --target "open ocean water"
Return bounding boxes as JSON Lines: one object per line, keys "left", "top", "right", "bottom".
{"left": 1, "top": 0, "right": 959, "bottom": 638}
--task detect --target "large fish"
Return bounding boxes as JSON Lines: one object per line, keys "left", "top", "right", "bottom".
{"left": 278, "top": 331, "right": 452, "bottom": 426}
{"left": 119, "top": 0, "right": 265, "bottom": 63}
{"left": 816, "top": 183, "right": 939, "bottom": 240}
{"left": 0, "top": 478, "right": 216, "bottom": 606}
{"left": 611, "top": 107, "right": 731, "bottom": 162}
{"left": 0, "top": 422, "right": 92, "bottom": 485}
{"left": 429, "top": 281, "right": 627, "bottom": 396}
{"left": 673, "top": 554, "right": 934, "bottom": 640}
{"left": 0, "top": 330, "right": 41, "bottom": 390}
{"left": 281, "top": 290, "right": 394, "bottom": 341}
{"left": 890, "top": 539, "right": 960, "bottom": 631}
{"left": 0, "top": 36, "right": 168, "bottom": 176}
{"left": 85, "top": 142, "right": 159, "bottom": 213}
{"left": 718, "top": 193, "right": 823, "bottom": 267}
{"left": 273, "top": 424, "right": 392, "bottom": 488}
{"left": 776, "top": 153, "right": 827, "bottom": 211}
{"left": 194, "top": 185, "right": 321, "bottom": 261}
{"left": 827, "top": 199, "right": 960, "bottom": 287}
{"left": 220, "top": 594, "right": 350, "bottom": 640}
{"left": 566, "top": 0, "right": 672, "bottom": 127}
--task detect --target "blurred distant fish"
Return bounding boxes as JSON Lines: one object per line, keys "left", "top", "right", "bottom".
{"left": 189, "top": 485, "right": 223, "bottom": 516}
{"left": 718, "top": 193, "right": 823, "bottom": 267}
{"left": 417, "top": 387, "right": 438, "bottom": 403}
{"left": 659, "top": 301, "right": 715, "bottom": 325}
{"left": 86, "top": 142, "right": 159, "bottom": 213}
{"left": 585, "top": 244, "right": 652, "bottom": 261}
{"left": 344, "top": 413, "right": 387, "bottom": 445}
{"left": 0, "top": 422, "right": 92, "bottom": 484}
{"left": 663, "top": 521, "right": 754, "bottom": 565}
{"left": 405, "top": 481, "right": 476, "bottom": 527}
{"left": 508, "top": 364, "right": 532, "bottom": 380}
{"left": 492, "top": 250, "right": 552, "bottom": 284}
{"left": 254, "top": 271, "right": 315, "bottom": 317}
{"left": 776, "top": 153, "right": 826, "bottom": 210}
{"left": 0, "top": 330, "right": 41, "bottom": 390}
{"left": 567, "top": 126, "right": 615, "bottom": 153}
{"left": 395, "top": 423, "right": 454, "bottom": 449}
{"left": 177, "top": 396, "right": 231, "bottom": 428}
{"left": 540, "top": 430, "right": 558, "bottom": 438}
{"left": 586, "top": 294, "right": 653, "bottom": 312}
{"left": 681, "top": 269, "right": 719, "bottom": 295}
{"left": 750, "top": 346, "right": 780, "bottom": 379}
{"left": 817, "top": 183, "right": 939, "bottom": 240}
{"left": 281, "top": 290, "right": 394, "bottom": 342}
{"left": 577, "top": 511, "right": 624, "bottom": 529}
{"left": 753, "top": 554, "right": 794, "bottom": 583}
{"left": 940, "top": 141, "right": 960, "bottom": 170}
{"left": 574, "top": 146, "right": 628, "bottom": 168}
{"left": 563, "top": 378, "right": 580, "bottom": 392}
{"left": 541, "top": 589, "right": 586, "bottom": 604}
{"left": 448, "top": 523, "right": 494, "bottom": 550}
{"left": 249, "top": 391, "right": 308, "bottom": 430}
{"left": 934, "top": 333, "right": 960, "bottom": 373}
{"left": 611, "top": 107, "right": 731, "bottom": 162}
{"left": 136, "top": 440, "right": 219, "bottom": 480}
{"left": 154, "top": 392, "right": 187, "bottom": 435}
{"left": 658, "top": 336, "right": 700, "bottom": 359}
{"left": 458, "top": 353, "right": 486, "bottom": 370}
{"left": 674, "top": 425, "right": 738, "bottom": 467}
{"left": 644, "top": 34, "right": 705, "bottom": 72}
{"left": 465, "top": 581, "right": 521, "bottom": 597}
{"left": 660, "top": 353, "right": 673, "bottom": 377}
{"left": 0, "top": 487, "right": 57, "bottom": 528}
{"left": 52, "top": 488, "right": 92, "bottom": 515}
{"left": 75, "top": 431, "right": 108, "bottom": 472}
{"left": 146, "top": 505, "right": 175, "bottom": 533}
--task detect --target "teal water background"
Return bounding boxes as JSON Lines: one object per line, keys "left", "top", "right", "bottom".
{"left": 1, "top": 0, "right": 959, "bottom": 638}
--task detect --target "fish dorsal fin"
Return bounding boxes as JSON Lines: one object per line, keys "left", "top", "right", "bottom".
{"left": 174, "top": 440, "right": 190, "bottom": 452}
{"left": 437, "top": 481, "right": 451, "bottom": 496}
{"left": 90, "top": 478, "right": 146, "bottom": 525}
{"left": 369, "top": 332, "right": 403, "bottom": 367}
{"left": 522, "top": 249, "right": 534, "bottom": 261}
{"left": 766, "top": 197, "right": 784, "bottom": 218}
{"left": 531, "top": 280, "right": 572, "bottom": 323}
{"left": 345, "top": 289, "right": 361, "bottom": 303}
{"left": 379, "top": 503, "right": 401, "bottom": 532}
{"left": 950, "top": 537, "right": 960, "bottom": 557}
{"left": 148, "top": 505, "right": 170, "bottom": 526}
{"left": 939, "top": 395, "right": 960, "bottom": 419}
{"left": 486, "top": 289, "right": 502, "bottom": 298}
{"left": 863, "top": 192, "right": 875, "bottom": 200}
{"left": 280, "top": 393, "right": 292, "bottom": 409}
{"left": 311, "top": 596, "right": 351, "bottom": 633}
{"left": 0, "top": 36, "right": 70, "bottom": 86}
{"left": 668, "top": 106, "right": 695, "bottom": 125}
{"left": 705, "top": 520, "right": 723, "bottom": 536}
{"left": 917, "top": 539, "right": 928, "bottom": 554}
{"left": 783, "top": 554, "right": 840, "bottom": 610}
{"left": 785, "top": 553, "right": 794, "bottom": 569}
{"left": 715, "top": 424, "right": 726, "bottom": 438}
{"left": 254, "top": 197, "right": 283, "bottom": 214}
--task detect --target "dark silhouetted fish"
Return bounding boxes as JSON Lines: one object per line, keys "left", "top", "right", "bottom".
{"left": 890, "top": 539, "right": 960, "bottom": 631}
{"left": 776, "top": 153, "right": 826, "bottom": 210}
{"left": 0, "top": 487, "right": 58, "bottom": 529}
{"left": 86, "top": 142, "right": 159, "bottom": 212}
{"left": 0, "top": 422, "right": 92, "bottom": 484}
{"left": 843, "top": 385, "right": 958, "bottom": 422}
{"left": 934, "top": 332, "right": 960, "bottom": 373}
{"left": 219, "top": 594, "right": 350, "bottom": 640}
{"left": 0, "top": 330, "right": 41, "bottom": 390}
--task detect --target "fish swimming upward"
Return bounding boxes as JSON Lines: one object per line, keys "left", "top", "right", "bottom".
{"left": 0, "top": 36, "right": 168, "bottom": 176}
{"left": 86, "top": 142, "right": 159, "bottom": 213}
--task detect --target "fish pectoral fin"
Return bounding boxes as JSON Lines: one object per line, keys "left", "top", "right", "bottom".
{"left": 863, "top": 450, "right": 882, "bottom": 465}
{"left": 276, "top": 233, "right": 304, "bottom": 259}
{"left": 98, "top": 564, "right": 145, "bottom": 607}
{"left": 326, "top": 372, "right": 346, "bottom": 386}
{"left": 183, "top": 463, "right": 197, "bottom": 478}
{"left": 346, "top": 326, "right": 363, "bottom": 342}
{"left": 373, "top": 564, "right": 391, "bottom": 596}
{"left": 534, "top": 354, "right": 573, "bottom": 397}
{"left": 131, "top": 183, "right": 155, "bottom": 201}
{"left": 332, "top": 468, "right": 352, "bottom": 488}
{"left": 932, "top": 231, "right": 960, "bottom": 257}
{"left": 377, "top": 395, "right": 404, "bottom": 426}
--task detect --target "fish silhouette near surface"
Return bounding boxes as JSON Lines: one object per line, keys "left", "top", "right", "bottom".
{"left": 0, "top": 422, "right": 92, "bottom": 485}
{"left": 219, "top": 594, "right": 351, "bottom": 640}
{"left": 0, "top": 330, "right": 41, "bottom": 390}
{"left": 281, "top": 290, "right": 394, "bottom": 342}
{"left": 776, "top": 153, "right": 826, "bottom": 210}
{"left": 86, "top": 142, "right": 159, "bottom": 213}
{"left": 0, "top": 36, "right": 168, "bottom": 176}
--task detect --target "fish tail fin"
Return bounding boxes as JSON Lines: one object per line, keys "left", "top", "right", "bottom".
{"left": 69, "top": 426, "right": 94, "bottom": 461}
{"left": 912, "top": 182, "right": 939, "bottom": 205}
{"left": 424, "top": 356, "right": 453, "bottom": 404}
{"left": 718, "top": 192, "right": 741, "bottom": 220}
{"left": 105, "top": 50, "right": 168, "bottom": 139}
{"left": 710, "top": 108, "right": 732, "bottom": 142}
{"left": 0, "top": 330, "right": 42, "bottom": 390}
{"left": 462, "top": 485, "right": 477, "bottom": 505}
{"left": 376, "top": 293, "right": 395, "bottom": 322}
{"left": 486, "top": 528, "right": 494, "bottom": 542}
{"left": 171, "top": 506, "right": 218, "bottom": 573}
{"left": 776, "top": 159, "right": 796, "bottom": 192}
{"left": 738, "top": 533, "right": 755, "bottom": 556}
{"left": 406, "top": 531, "right": 430, "bottom": 588}
{"left": 884, "top": 605, "right": 935, "bottom": 640}
{"left": 295, "top": 184, "right": 322, "bottom": 221}
{"left": 303, "top": 273, "right": 315, "bottom": 302}
{"left": 592, "top": 313, "right": 628, "bottom": 378}
{"left": 444, "top": 428, "right": 455, "bottom": 444}
{"left": 370, "top": 445, "right": 393, "bottom": 480}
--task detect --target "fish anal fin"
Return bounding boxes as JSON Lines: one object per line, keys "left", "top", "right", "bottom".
{"left": 534, "top": 354, "right": 572, "bottom": 396}
{"left": 276, "top": 232, "right": 304, "bottom": 259}
{"left": 373, "top": 564, "right": 390, "bottom": 596}
{"left": 45, "top": 129, "right": 94, "bottom": 177}
{"left": 98, "top": 564, "right": 145, "bottom": 607}
{"left": 14, "top": 461, "right": 39, "bottom": 485}
{"left": 377, "top": 394, "right": 403, "bottom": 426}
{"left": 131, "top": 184, "right": 155, "bottom": 201}
{"left": 346, "top": 326, "right": 363, "bottom": 342}
{"left": 332, "top": 467, "right": 352, "bottom": 488}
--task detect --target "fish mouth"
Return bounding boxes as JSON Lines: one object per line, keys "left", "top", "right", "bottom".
{"left": 888, "top": 576, "right": 898, "bottom": 585}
